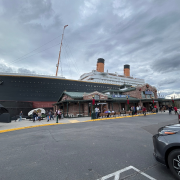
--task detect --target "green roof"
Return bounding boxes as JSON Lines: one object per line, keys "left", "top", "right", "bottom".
{"left": 57, "top": 91, "right": 85, "bottom": 102}
{"left": 111, "top": 97, "right": 139, "bottom": 100}
{"left": 64, "top": 92, "right": 84, "bottom": 99}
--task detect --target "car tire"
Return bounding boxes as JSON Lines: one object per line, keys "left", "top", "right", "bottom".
{"left": 168, "top": 149, "right": 180, "bottom": 180}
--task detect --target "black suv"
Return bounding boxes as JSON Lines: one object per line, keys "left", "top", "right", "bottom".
{"left": 153, "top": 124, "right": 180, "bottom": 179}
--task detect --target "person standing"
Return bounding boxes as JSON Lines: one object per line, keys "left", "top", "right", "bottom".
{"left": 58, "top": 109, "right": 61, "bottom": 120}
{"left": 61, "top": 110, "right": 64, "bottom": 119}
{"left": 33, "top": 111, "right": 37, "bottom": 122}
{"left": 38, "top": 111, "right": 42, "bottom": 121}
{"left": 136, "top": 106, "right": 139, "bottom": 115}
{"left": 19, "top": 111, "right": 23, "bottom": 121}
{"left": 95, "top": 107, "right": 99, "bottom": 119}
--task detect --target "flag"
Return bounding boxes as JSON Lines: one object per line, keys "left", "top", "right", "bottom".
{"left": 127, "top": 99, "right": 129, "bottom": 104}
{"left": 92, "top": 99, "right": 95, "bottom": 105}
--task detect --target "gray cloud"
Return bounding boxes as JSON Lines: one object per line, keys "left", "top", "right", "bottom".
{"left": 152, "top": 53, "right": 180, "bottom": 73}
{"left": 0, "top": 0, "right": 180, "bottom": 97}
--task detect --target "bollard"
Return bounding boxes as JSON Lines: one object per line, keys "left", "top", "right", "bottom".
{"left": 56, "top": 115, "right": 58, "bottom": 123}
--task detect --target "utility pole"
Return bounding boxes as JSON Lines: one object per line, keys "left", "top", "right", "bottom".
{"left": 56, "top": 25, "right": 68, "bottom": 77}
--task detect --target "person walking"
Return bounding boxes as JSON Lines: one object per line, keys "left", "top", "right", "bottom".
{"left": 174, "top": 106, "right": 177, "bottom": 114}
{"left": 50, "top": 110, "right": 54, "bottom": 120}
{"left": 168, "top": 106, "right": 172, "bottom": 115}
{"left": 143, "top": 106, "right": 146, "bottom": 116}
{"left": 48, "top": 110, "right": 52, "bottom": 120}
{"left": 19, "top": 111, "right": 23, "bottom": 122}
{"left": 46, "top": 110, "right": 49, "bottom": 122}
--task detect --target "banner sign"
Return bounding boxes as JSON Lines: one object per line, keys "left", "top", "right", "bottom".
{"left": 145, "top": 91, "right": 152, "bottom": 95}
{"left": 112, "top": 95, "right": 130, "bottom": 98}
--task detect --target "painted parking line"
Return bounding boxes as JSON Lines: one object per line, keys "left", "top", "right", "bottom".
{"left": 69, "top": 120, "right": 80, "bottom": 123}
{"left": 97, "top": 166, "right": 156, "bottom": 180}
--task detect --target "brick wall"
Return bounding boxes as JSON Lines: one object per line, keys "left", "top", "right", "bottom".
{"left": 122, "top": 84, "right": 157, "bottom": 99}
{"left": 63, "top": 102, "right": 89, "bottom": 117}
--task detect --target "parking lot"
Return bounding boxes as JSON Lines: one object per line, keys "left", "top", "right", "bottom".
{"left": 0, "top": 113, "right": 178, "bottom": 180}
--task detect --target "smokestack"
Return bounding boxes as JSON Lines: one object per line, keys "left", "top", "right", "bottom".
{"left": 124, "top": 64, "right": 130, "bottom": 76}
{"left": 96, "top": 58, "right": 105, "bottom": 72}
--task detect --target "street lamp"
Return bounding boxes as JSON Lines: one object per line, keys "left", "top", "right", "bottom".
{"left": 152, "top": 96, "right": 154, "bottom": 108}
{"left": 126, "top": 95, "right": 129, "bottom": 111}
{"left": 171, "top": 97, "right": 174, "bottom": 107}
{"left": 91, "top": 95, "right": 95, "bottom": 119}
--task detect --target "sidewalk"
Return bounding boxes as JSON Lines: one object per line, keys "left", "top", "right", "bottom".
{"left": 0, "top": 110, "right": 175, "bottom": 132}
{"left": 0, "top": 116, "right": 91, "bottom": 131}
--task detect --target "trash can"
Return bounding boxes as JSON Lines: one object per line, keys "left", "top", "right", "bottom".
{"left": 91, "top": 112, "right": 96, "bottom": 119}
{"left": 0, "top": 104, "right": 11, "bottom": 123}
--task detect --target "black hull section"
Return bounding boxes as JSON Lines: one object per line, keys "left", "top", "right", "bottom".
{"left": 0, "top": 101, "right": 33, "bottom": 119}
{"left": 0, "top": 75, "right": 120, "bottom": 102}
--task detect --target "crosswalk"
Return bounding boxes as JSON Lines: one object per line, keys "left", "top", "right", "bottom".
{"left": 68, "top": 120, "right": 80, "bottom": 123}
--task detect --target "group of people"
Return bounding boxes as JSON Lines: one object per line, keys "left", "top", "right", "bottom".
{"left": 130, "top": 105, "right": 142, "bottom": 115}
{"left": 32, "top": 110, "right": 43, "bottom": 122}
{"left": 168, "top": 105, "right": 178, "bottom": 115}
{"left": 46, "top": 109, "right": 64, "bottom": 122}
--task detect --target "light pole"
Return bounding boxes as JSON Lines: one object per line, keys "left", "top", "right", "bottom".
{"left": 91, "top": 95, "right": 95, "bottom": 119}
{"left": 126, "top": 95, "right": 129, "bottom": 111}
{"left": 152, "top": 96, "right": 154, "bottom": 108}
{"left": 171, "top": 97, "right": 174, "bottom": 107}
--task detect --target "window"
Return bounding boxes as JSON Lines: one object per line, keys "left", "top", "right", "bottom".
{"left": 94, "top": 95, "right": 100, "bottom": 100}
{"left": 141, "top": 92, "right": 145, "bottom": 98}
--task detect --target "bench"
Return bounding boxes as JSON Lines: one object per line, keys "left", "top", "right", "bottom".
{"left": 120, "top": 111, "right": 126, "bottom": 116}
{"left": 126, "top": 111, "right": 132, "bottom": 115}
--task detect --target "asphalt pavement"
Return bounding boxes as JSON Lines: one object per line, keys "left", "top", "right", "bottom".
{"left": 0, "top": 112, "right": 179, "bottom": 180}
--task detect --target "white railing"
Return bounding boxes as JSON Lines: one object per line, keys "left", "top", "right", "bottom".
{"left": 0, "top": 72, "right": 66, "bottom": 79}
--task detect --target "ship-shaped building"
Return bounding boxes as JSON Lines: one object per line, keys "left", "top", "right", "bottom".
{"left": 0, "top": 58, "right": 145, "bottom": 117}
{"left": 79, "top": 58, "right": 144, "bottom": 86}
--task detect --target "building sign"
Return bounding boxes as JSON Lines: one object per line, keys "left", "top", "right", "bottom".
{"left": 112, "top": 95, "right": 130, "bottom": 98}
{"left": 145, "top": 91, "right": 152, "bottom": 95}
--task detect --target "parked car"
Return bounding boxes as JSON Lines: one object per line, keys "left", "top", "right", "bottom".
{"left": 153, "top": 124, "right": 180, "bottom": 179}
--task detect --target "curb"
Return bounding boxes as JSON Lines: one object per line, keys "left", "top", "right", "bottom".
{"left": 0, "top": 113, "right": 156, "bottom": 134}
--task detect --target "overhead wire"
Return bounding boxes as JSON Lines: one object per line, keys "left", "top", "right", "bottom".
{"left": 63, "top": 42, "right": 81, "bottom": 77}
{"left": 61, "top": 45, "right": 72, "bottom": 78}
{"left": 9, "top": 35, "right": 62, "bottom": 65}
{"left": 9, "top": 42, "right": 60, "bottom": 65}
{"left": 63, "top": 41, "right": 81, "bottom": 76}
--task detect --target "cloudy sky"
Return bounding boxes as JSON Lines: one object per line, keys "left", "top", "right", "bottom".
{"left": 0, "top": 0, "right": 180, "bottom": 97}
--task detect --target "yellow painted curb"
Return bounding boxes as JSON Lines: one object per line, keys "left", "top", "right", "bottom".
{"left": 0, "top": 113, "right": 157, "bottom": 134}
